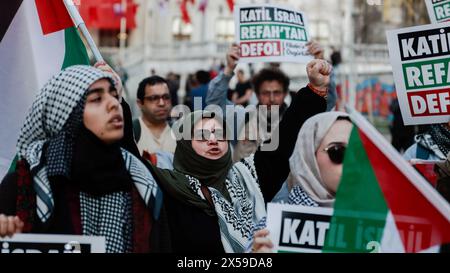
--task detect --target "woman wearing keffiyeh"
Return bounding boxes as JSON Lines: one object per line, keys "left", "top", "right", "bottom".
{"left": 0, "top": 65, "right": 162, "bottom": 253}
{"left": 0, "top": 59, "right": 332, "bottom": 253}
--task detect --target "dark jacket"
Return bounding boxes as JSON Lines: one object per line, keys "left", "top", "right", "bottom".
{"left": 0, "top": 100, "right": 171, "bottom": 253}
{"left": 0, "top": 160, "right": 160, "bottom": 253}
{"left": 157, "top": 86, "right": 327, "bottom": 253}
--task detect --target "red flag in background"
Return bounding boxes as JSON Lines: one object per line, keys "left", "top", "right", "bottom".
{"left": 78, "top": 0, "right": 138, "bottom": 30}
{"left": 35, "top": 0, "right": 74, "bottom": 35}
{"left": 180, "top": 0, "right": 195, "bottom": 24}
{"left": 226, "top": 0, "right": 234, "bottom": 12}
{"left": 198, "top": 0, "right": 208, "bottom": 13}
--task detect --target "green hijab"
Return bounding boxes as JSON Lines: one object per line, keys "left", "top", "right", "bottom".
{"left": 149, "top": 111, "right": 233, "bottom": 216}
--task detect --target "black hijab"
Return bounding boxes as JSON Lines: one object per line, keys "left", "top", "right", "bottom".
{"left": 149, "top": 111, "right": 233, "bottom": 216}
{"left": 70, "top": 125, "right": 132, "bottom": 196}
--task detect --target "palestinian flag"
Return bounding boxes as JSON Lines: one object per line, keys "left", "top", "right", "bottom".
{"left": 0, "top": 0, "right": 89, "bottom": 177}
{"left": 322, "top": 109, "right": 450, "bottom": 253}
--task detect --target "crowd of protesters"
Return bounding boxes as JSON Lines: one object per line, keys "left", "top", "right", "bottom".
{"left": 0, "top": 40, "right": 449, "bottom": 253}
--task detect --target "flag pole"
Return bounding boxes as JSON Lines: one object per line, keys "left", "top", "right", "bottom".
{"left": 345, "top": 105, "right": 450, "bottom": 222}
{"left": 119, "top": 0, "right": 128, "bottom": 64}
{"left": 62, "top": 0, "right": 104, "bottom": 62}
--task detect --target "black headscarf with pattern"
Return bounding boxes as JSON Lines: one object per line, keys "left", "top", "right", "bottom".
{"left": 429, "top": 124, "right": 450, "bottom": 158}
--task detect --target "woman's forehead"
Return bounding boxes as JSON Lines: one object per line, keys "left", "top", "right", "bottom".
{"left": 322, "top": 120, "right": 353, "bottom": 144}
{"left": 88, "top": 78, "right": 113, "bottom": 90}
{"left": 194, "top": 118, "right": 223, "bottom": 130}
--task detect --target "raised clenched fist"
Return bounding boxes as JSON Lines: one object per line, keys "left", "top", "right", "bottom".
{"left": 306, "top": 59, "right": 332, "bottom": 93}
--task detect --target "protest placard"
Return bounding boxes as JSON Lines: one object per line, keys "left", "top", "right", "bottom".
{"left": 234, "top": 4, "right": 313, "bottom": 63}
{"left": 0, "top": 234, "right": 106, "bottom": 253}
{"left": 386, "top": 22, "right": 450, "bottom": 125}
{"left": 265, "top": 202, "right": 444, "bottom": 253}
{"left": 426, "top": 0, "right": 450, "bottom": 24}
{"left": 266, "top": 203, "right": 333, "bottom": 253}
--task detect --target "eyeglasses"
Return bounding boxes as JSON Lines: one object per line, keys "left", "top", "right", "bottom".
{"left": 144, "top": 94, "right": 171, "bottom": 103}
{"left": 193, "top": 129, "right": 226, "bottom": 141}
{"left": 322, "top": 143, "right": 346, "bottom": 165}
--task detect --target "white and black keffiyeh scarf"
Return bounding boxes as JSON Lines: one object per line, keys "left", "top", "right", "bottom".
{"left": 288, "top": 185, "right": 320, "bottom": 207}
{"left": 77, "top": 148, "right": 162, "bottom": 253}
{"left": 16, "top": 66, "right": 162, "bottom": 252}
{"left": 415, "top": 126, "right": 450, "bottom": 160}
{"left": 184, "top": 155, "right": 266, "bottom": 253}
{"left": 429, "top": 125, "right": 450, "bottom": 158}
{"left": 80, "top": 191, "right": 133, "bottom": 253}
{"left": 17, "top": 65, "right": 114, "bottom": 222}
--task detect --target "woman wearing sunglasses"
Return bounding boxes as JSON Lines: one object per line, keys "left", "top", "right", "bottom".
{"left": 251, "top": 111, "right": 353, "bottom": 253}
{"left": 142, "top": 59, "right": 332, "bottom": 253}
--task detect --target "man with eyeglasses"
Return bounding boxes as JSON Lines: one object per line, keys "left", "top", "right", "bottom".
{"left": 206, "top": 41, "right": 329, "bottom": 163}
{"left": 246, "top": 67, "right": 291, "bottom": 143}
{"left": 134, "top": 76, "right": 177, "bottom": 155}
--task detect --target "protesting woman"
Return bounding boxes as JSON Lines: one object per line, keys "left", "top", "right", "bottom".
{"left": 145, "top": 59, "right": 332, "bottom": 253}
{"left": 0, "top": 65, "right": 162, "bottom": 253}
{"left": 251, "top": 111, "right": 354, "bottom": 253}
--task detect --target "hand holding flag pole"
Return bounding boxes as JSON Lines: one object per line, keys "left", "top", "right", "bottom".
{"left": 62, "top": 0, "right": 128, "bottom": 98}
{"left": 62, "top": 0, "right": 104, "bottom": 62}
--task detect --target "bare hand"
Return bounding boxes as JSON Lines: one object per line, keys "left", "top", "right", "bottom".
{"left": 0, "top": 215, "right": 24, "bottom": 238}
{"left": 306, "top": 41, "right": 325, "bottom": 60}
{"left": 94, "top": 61, "right": 124, "bottom": 97}
{"left": 252, "top": 229, "right": 274, "bottom": 253}
{"left": 224, "top": 43, "right": 240, "bottom": 76}
{"left": 307, "top": 60, "right": 332, "bottom": 92}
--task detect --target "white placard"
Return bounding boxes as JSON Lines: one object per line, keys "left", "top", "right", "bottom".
{"left": 0, "top": 234, "right": 106, "bottom": 253}
{"left": 266, "top": 203, "right": 333, "bottom": 253}
{"left": 426, "top": 0, "right": 450, "bottom": 24}
{"left": 386, "top": 22, "right": 450, "bottom": 125}
{"left": 234, "top": 4, "right": 313, "bottom": 63}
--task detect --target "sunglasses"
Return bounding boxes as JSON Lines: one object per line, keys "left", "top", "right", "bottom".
{"left": 322, "top": 143, "right": 346, "bottom": 165}
{"left": 144, "top": 94, "right": 171, "bottom": 103}
{"left": 193, "top": 129, "right": 226, "bottom": 141}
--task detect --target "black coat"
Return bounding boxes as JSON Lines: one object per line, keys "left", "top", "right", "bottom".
{"left": 157, "top": 86, "right": 327, "bottom": 253}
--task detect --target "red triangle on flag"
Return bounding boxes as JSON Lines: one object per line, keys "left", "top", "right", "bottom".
{"left": 35, "top": 0, "right": 74, "bottom": 35}
{"left": 359, "top": 128, "right": 450, "bottom": 252}
{"left": 349, "top": 108, "right": 450, "bottom": 252}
